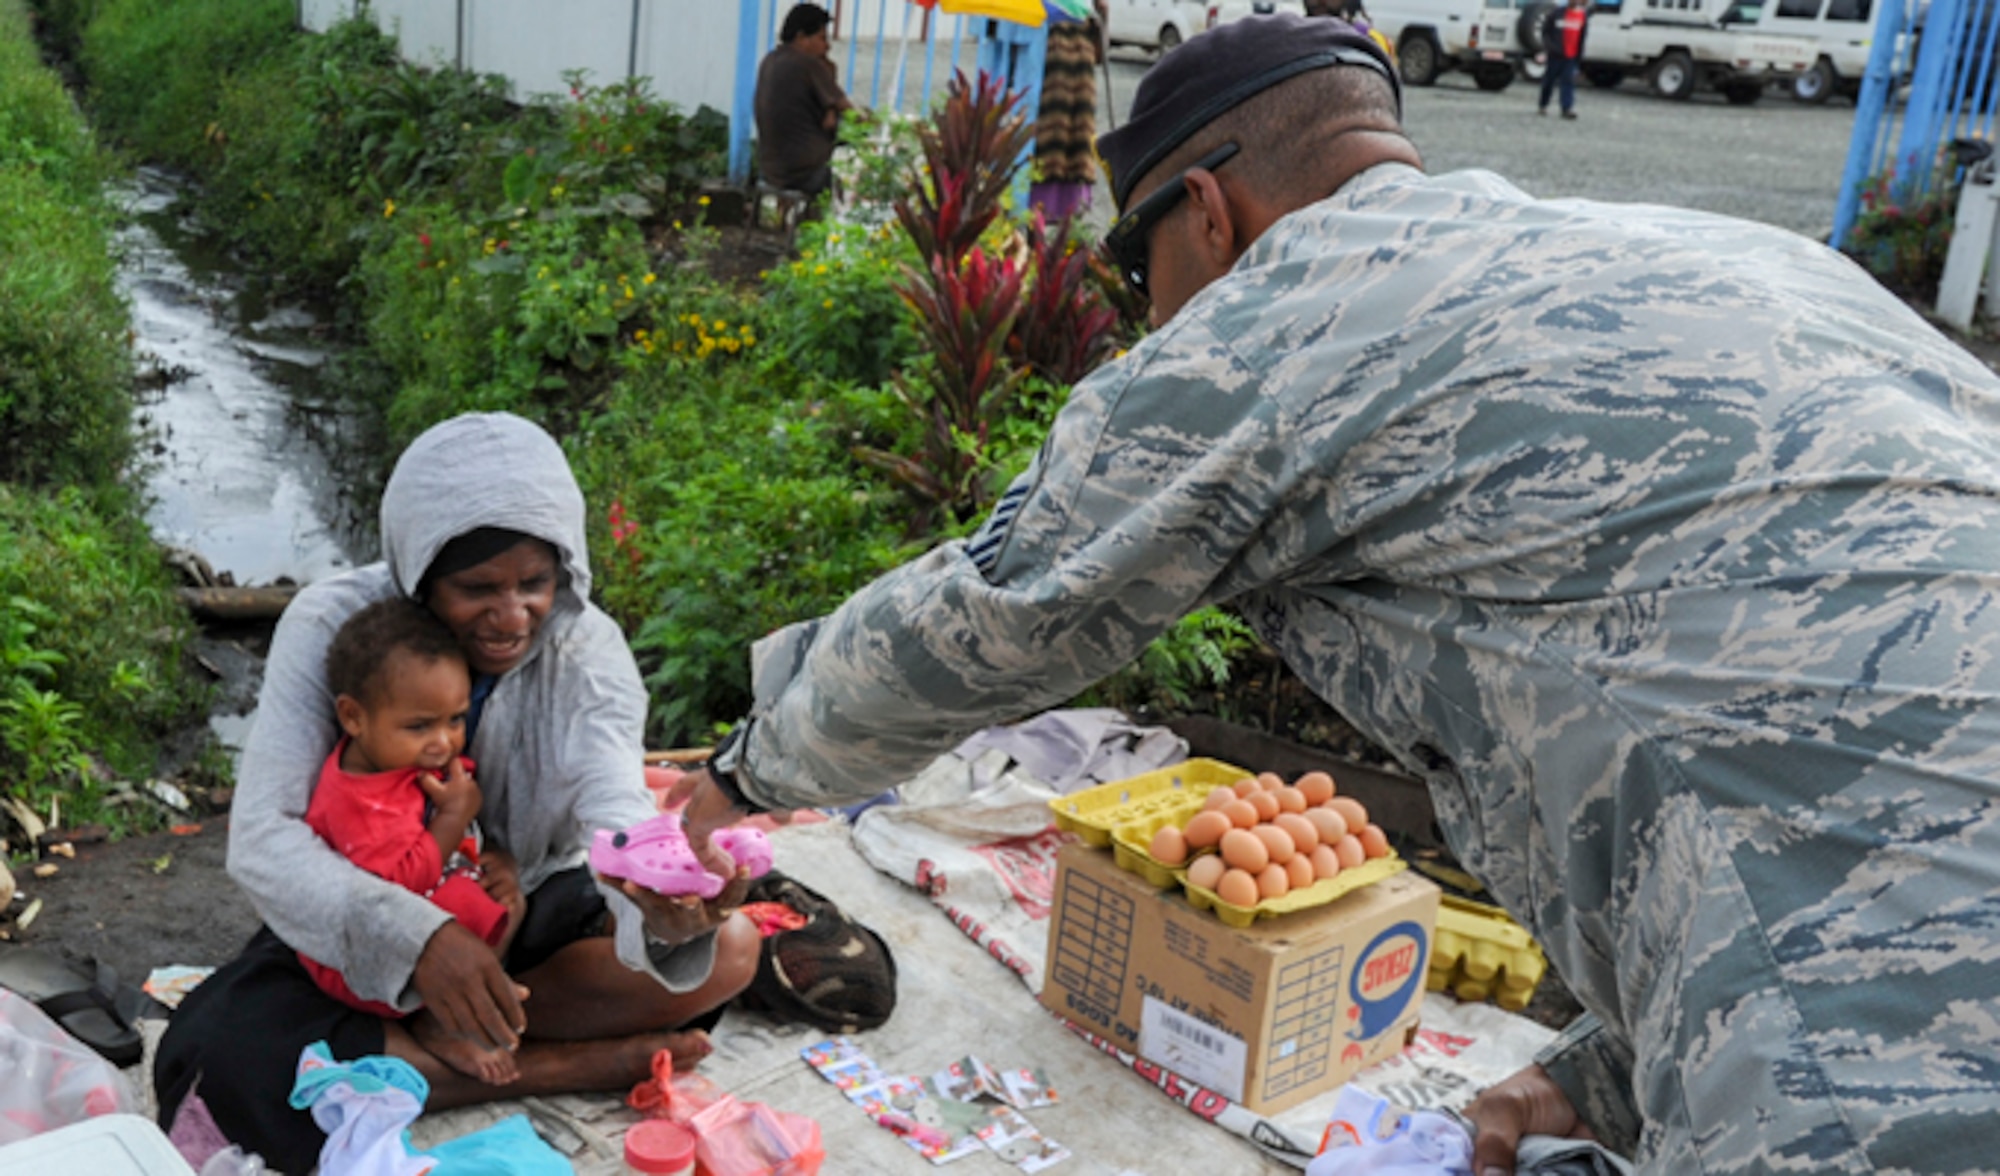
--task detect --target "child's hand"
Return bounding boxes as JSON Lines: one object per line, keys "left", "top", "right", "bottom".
{"left": 421, "top": 758, "right": 482, "bottom": 822}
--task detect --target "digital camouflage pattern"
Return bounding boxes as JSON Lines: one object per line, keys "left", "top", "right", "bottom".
{"left": 739, "top": 163, "right": 2000, "bottom": 1171}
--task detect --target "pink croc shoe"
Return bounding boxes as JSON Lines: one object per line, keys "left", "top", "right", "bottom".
{"left": 590, "top": 815, "right": 773, "bottom": 899}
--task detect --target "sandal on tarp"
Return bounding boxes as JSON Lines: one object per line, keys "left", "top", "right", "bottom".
{"left": 0, "top": 943, "right": 144, "bottom": 1067}
{"left": 734, "top": 871, "right": 897, "bottom": 1035}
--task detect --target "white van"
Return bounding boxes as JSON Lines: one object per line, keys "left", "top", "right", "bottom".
{"left": 1732, "top": 0, "right": 1876, "bottom": 102}
{"left": 1366, "top": 0, "right": 1532, "bottom": 89}
{"left": 1578, "top": 0, "right": 1818, "bottom": 101}
{"left": 1105, "top": 0, "right": 1214, "bottom": 51}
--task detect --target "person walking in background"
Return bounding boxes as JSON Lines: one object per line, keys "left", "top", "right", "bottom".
{"left": 754, "top": 3, "right": 854, "bottom": 199}
{"left": 1537, "top": 0, "right": 1590, "bottom": 119}
{"left": 1029, "top": 0, "right": 1110, "bottom": 222}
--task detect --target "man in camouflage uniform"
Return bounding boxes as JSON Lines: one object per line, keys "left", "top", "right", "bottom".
{"left": 674, "top": 14, "right": 2000, "bottom": 1172}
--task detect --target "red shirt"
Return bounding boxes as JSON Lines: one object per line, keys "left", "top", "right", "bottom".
{"left": 1560, "top": 8, "right": 1587, "bottom": 60}
{"left": 297, "top": 743, "right": 508, "bottom": 1016}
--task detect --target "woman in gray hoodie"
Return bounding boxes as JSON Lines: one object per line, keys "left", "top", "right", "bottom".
{"left": 156, "top": 413, "right": 756, "bottom": 1173}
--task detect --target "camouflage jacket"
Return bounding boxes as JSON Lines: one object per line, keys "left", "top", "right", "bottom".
{"left": 741, "top": 164, "right": 2000, "bottom": 1170}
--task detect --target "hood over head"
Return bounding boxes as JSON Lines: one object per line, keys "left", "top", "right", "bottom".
{"left": 379, "top": 413, "right": 592, "bottom": 610}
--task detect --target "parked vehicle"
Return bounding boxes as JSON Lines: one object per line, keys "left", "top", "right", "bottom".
{"left": 1578, "top": 0, "right": 1818, "bottom": 101}
{"left": 1366, "top": 0, "right": 1532, "bottom": 89}
{"left": 1733, "top": 0, "right": 1875, "bottom": 102}
{"left": 1105, "top": 0, "right": 1213, "bottom": 52}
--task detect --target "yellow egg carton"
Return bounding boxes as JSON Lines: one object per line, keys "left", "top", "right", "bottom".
{"left": 1180, "top": 854, "right": 1406, "bottom": 929}
{"left": 1427, "top": 894, "right": 1548, "bottom": 1011}
{"left": 1047, "top": 758, "right": 1249, "bottom": 849}
{"left": 1114, "top": 788, "right": 1409, "bottom": 925}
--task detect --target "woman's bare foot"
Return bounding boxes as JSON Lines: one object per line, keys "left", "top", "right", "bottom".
{"left": 410, "top": 1008, "right": 521, "bottom": 1086}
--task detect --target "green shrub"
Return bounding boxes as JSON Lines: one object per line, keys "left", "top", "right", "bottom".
{"left": 1, "top": 1, "right": 106, "bottom": 195}
{"left": 0, "top": 165, "right": 131, "bottom": 491}
{"left": 79, "top": 0, "right": 295, "bottom": 167}
{"left": 573, "top": 362, "right": 920, "bottom": 746}
{"left": 0, "top": 485, "right": 205, "bottom": 823}
{"left": 758, "top": 218, "right": 923, "bottom": 389}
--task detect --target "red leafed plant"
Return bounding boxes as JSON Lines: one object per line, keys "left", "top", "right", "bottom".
{"left": 857, "top": 72, "right": 1035, "bottom": 531}
{"left": 1014, "top": 210, "right": 1121, "bottom": 385}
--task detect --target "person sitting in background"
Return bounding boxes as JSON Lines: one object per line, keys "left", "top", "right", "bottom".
{"left": 754, "top": 3, "right": 854, "bottom": 199}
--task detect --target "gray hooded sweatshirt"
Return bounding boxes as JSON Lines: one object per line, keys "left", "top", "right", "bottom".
{"left": 227, "top": 412, "right": 712, "bottom": 1008}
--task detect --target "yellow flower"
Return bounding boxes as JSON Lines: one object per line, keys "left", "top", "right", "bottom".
{"left": 382, "top": 199, "right": 396, "bottom": 218}
{"left": 713, "top": 320, "right": 726, "bottom": 331}
{"left": 813, "top": 264, "right": 828, "bottom": 276}
{"left": 698, "top": 195, "right": 711, "bottom": 206}
{"left": 822, "top": 298, "right": 833, "bottom": 309}
{"left": 642, "top": 273, "right": 656, "bottom": 285}
{"left": 622, "top": 143, "right": 635, "bottom": 153}
{"left": 551, "top": 184, "right": 566, "bottom": 197}
{"left": 483, "top": 238, "right": 498, "bottom": 255}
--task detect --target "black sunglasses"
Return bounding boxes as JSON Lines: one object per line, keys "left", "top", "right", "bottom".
{"left": 1102, "top": 141, "right": 1242, "bottom": 298}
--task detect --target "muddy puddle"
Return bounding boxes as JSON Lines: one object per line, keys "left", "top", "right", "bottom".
{"left": 116, "top": 168, "right": 377, "bottom": 754}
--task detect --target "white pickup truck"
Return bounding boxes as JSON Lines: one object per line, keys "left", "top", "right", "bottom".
{"left": 1578, "top": 0, "right": 1819, "bottom": 102}
{"left": 1365, "top": 0, "right": 1535, "bottom": 90}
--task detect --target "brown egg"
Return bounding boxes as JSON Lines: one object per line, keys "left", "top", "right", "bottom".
{"left": 1256, "top": 863, "right": 1291, "bottom": 900}
{"left": 1216, "top": 868, "right": 1260, "bottom": 908}
{"left": 1303, "top": 806, "right": 1350, "bottom": 844}
{"left": 1274, "top": 787, "right": 1308, "bottom": 814}
{"left": 1149, "top": 825, "right": 1189, "bottom": 866}
{"left": 1255, "top": 771, "right": 1286, "bottom": 792}
{"left": 1246, "top": 790, "right": 1281, "bottom": 822}
{"left": 1231, "top": 777, "right": 1261, "bottom": 799}
{"left": 1334, "top": 833, "right": 1367, "bottom": 870}
{"left": 1284, "top": 854, "right": 1317, "bottom": 891}
{"left": 1326, "top": 796, "right": 1369, "bottom": 832}
{"left": 1220, "top": 799, "right": 1260, "bottom": 829}
{"left": 1250, "top": 823, "right": 1297, "bottom": 865}
{"left": 1202, "top": 786, "right": 1237, "bottom": 812}
{"left": 1219, "top": 828, "right": 1270, "bottom": 874}
{"left": 1183, "top": 810, "right": 1232, "bottom": 850}
{"left": 1295, "top": 771, "right": 1336, "bottom": 805}
{"left": 1187, "top": 853, "right": 1227, "bottom": 891}
{"left": 1309, "top": 843, "right": 1342, "bottom": 880}
{"left": 1359, "top": 823, "right": 1391, "bottom": 860}
{"left": 1273, "top": 812, "right": 1319, "bottom": 853}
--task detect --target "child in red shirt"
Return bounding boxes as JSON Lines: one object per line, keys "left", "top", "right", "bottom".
{"left": 301, "top": 597, "right": 524, "bottom": 1084}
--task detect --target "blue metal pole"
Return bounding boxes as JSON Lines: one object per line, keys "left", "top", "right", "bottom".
{"left": 892, "top": 1, "right": 913, "bottom": 111}
{"left": 1831, "top": 0, "right": 1913, "bottom": 246}
{"left": 730, "top": 0, "right": 763, "bottom": 184}
{"left": 922, "top": 7, "right": 940, "bottom": 109}
{"left": 846, "top": 0, "right": 861, "bottom": 87}
{"left": 1897, "top": 0, "right": 1966, "bottom": 198}
{"left": 870, "top": 0, "right": 888, "bottom": 108}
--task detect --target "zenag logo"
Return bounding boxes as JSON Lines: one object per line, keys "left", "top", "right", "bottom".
{"left": 1347, "top": 920, "right": 1428, "bottom": 1041}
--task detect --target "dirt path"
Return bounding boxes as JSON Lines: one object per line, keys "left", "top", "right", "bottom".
{"left": 8, "top": 819, "right": 260, "bottom": 990}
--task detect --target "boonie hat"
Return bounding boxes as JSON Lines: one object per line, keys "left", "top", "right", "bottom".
{"left": 1096, "top": 13, "right": 1402, "bottom": 212}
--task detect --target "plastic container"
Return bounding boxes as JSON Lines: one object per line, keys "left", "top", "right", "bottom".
{"left": 0, "top": 1113, "right": 196, "bottom": 1175}
{"left": 1047, "top": 758, "right": 1249, "bottom": 848}
{"left": 624, "top": 1119, "right": 697, "bottom": 1176}
{"left": 1181, "top": 854, "right": 1407, "bottom": 928}
{"left": 1426, "top": 894, "right": 1548, "bottom": 1011}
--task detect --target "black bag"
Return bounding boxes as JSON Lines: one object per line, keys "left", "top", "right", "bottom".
{"left": 736, "top": 871, "right": 898, "bottom": 1035}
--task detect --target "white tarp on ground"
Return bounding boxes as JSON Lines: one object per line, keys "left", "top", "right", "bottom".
{"left": 130, "top": 774, "right": 1555, "bottom": 1173}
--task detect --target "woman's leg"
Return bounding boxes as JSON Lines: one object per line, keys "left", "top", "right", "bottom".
{"left": 385, "top": 913, "right": 758, "bottom": 1110}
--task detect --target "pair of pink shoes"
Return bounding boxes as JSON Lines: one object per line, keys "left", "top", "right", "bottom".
{"left": 590, "top": 814, "right": 773, "bottom": 899}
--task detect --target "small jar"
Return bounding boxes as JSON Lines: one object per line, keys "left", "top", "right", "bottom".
{"left": 624, "top": 1119, "right": 698, "bottom": 1176}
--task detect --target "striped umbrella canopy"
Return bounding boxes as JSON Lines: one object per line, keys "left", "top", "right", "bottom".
{"left": 917, "top": 0, "right": 1093, "bottom": 27}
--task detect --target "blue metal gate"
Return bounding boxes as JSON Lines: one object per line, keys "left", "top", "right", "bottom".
{"left": 1833, "top": 0, "right": 2000, "bottom": 247}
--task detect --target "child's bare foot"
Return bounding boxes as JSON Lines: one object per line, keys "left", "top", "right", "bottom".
{"left": 621, "top": 1026, "right": 713, "bottom": 1076}
{"left": 410, "top": 1001, "right": 527, "bottom": 1086}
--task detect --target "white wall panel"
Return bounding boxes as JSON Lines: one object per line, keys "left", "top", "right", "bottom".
{"left": 465, "top": 0, "right": 632, "bottom": 101}
{"left": 372, "top": 0, "right": 460, "bottom": 67}
{"left": 300, "top": 0, "right": 357, "bottom": 33}
{"left": 636, "top": 1, "right": 740, "bottom": 115}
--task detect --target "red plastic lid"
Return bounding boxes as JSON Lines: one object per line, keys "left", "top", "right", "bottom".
{"left": 624, "top": 1119, "right": 698, "bottom": 1173}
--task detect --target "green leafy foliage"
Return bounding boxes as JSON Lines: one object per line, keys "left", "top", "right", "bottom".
{"left": 1083, "top": 608, "right": 1261, "bottom": 717}
{"left": 78, "top": 0, "right": 295, "bottom": 167}
{"left": 758, "top": 218, "right": 923, "bottom": 389}
{"left": 0, "top": 486, "right": 206, "bottom": 824}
